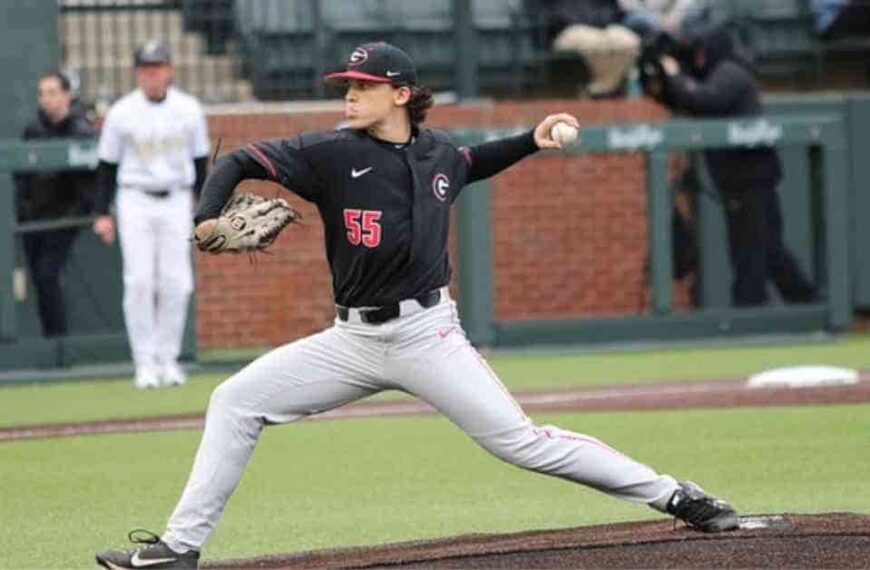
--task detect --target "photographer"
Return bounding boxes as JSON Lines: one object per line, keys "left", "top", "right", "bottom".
{"left": 646, "top": 26, "right": 817, "bottom": 307}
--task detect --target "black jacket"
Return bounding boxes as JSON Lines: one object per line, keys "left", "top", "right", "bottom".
{"left": 664, "top": 27, "right": 782, "bottom": 193}
{"left": 15, "top": 104, "right": 97, "bottom": 222}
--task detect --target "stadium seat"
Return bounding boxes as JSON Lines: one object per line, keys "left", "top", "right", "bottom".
{"left": 180, "top": 0, "right": 235, "bottom": 54}
{"left": 234, "top": 0, "right": 317, "bottom": 98}
{"left": 233, "top": 0, "right": 544, "bottom": 99}
{"left": 728, "top": 0, "right": 819, "bottom": 80}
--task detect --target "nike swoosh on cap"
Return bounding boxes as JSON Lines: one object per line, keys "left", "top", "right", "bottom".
{"left": 351, "top": 167, "right": 373, "bottom": 178}
{"left": 385, "top": 70, "right": 401, "bottom": 77}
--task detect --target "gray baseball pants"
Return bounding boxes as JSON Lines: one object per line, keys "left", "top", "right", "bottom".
{"left": 162, "top": 289, "right": 677, "bottom": 552}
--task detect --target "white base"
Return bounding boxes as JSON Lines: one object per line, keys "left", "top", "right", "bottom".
{"left": 747, "top": 365, "right": 859, "bottom": 388}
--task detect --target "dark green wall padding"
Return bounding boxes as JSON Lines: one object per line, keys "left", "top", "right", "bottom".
{"left": 1, "top": 100, "right": 866, "bottom": 369}
{"left": 453, "top": 113, "right": 852, "bottom": 347}
{"left": 0, "top": 2, "right": 59, "bottom": 140}
{"left": 765, "top": 93, "right": 870, "bottom": 309}
{"left": 0, "top": 140, "right": 197, "bottom": 369}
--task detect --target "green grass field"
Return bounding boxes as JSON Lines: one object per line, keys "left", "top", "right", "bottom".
{"left": 1, "top": 406, "right": 868, "bottom": 568}
{"left": 2, "top": 333, "right": 869, "bottom": 427}
{"left": 1, "top": 335, "right": 869, "bottom": 568}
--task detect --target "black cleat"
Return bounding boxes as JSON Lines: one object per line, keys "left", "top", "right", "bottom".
{"left": 95, "top": 530, "right": 199, "bottom": 569}
{"left": 666, "top": 481, "right": 739, "bottom": 533}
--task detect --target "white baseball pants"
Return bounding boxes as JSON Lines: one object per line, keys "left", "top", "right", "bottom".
{"left": 162, "top": 291, "right": 677, "bottom": 552}
{"left": 116, "top": 189, "right": 194, "bottom": 370}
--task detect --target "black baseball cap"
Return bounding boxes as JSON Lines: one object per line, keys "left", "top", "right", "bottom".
{"left": 324, "top": 42, "right": 417, "bottom": 86}
{"left": 134, "top": 40, "right": 171, "bottom": 66}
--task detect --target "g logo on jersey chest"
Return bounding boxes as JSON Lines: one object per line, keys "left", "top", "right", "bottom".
{"left": 432, "top": 173, "right": 449, "bottom": 202}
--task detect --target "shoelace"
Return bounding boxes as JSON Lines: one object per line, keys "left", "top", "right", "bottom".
{"left": 117, "top": 529, "right": 164, "bottom": 556}
{"left": 128, "top": 529, "right": 162, "bottom": 545}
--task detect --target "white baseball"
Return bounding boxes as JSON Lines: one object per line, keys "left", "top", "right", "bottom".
{"left": 550, "top": 122, "right": 579, "bottom": 146}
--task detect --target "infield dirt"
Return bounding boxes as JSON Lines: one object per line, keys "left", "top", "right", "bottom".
{"left": 206, "top": 513, "right": 870, "bottom": 569}
{"left": 2, "top": 375, "right": 868, "bottom": 442}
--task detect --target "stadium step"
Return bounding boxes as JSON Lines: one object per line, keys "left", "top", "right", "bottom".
{"left": 62, "top": 9, "right": 253, "bottom": 104}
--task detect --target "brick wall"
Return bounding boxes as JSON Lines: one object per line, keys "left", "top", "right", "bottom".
{"left": 198, "top": 98, "right": 691, "bottom": 349}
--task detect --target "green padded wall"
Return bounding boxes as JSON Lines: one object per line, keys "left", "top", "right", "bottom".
{"left": 0, "top": 2, "right": 60, "bottom": 139}
{"left": 765, "top": 93, "right": 870, "bottom": 308}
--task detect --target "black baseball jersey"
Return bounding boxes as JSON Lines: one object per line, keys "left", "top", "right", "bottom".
{"left": 196, "top": 127, "right": 538, "bottom": 307}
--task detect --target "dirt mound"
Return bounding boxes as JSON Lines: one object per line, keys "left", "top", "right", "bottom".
{"left": 206, "top": 513, "right": 870, "bottom": 569}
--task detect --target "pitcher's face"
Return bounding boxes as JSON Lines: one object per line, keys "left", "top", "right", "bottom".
{"left": 343, "top": 79, "right": 410, "bottom": 130}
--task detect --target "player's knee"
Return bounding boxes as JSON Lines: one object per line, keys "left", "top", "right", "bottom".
{"left": 206, "top": 379, "right": 268, "bottom": 442}
{"left": 208, "top": 380, "right": 241, "bottom": 415}
{"left": 478, "top": 427, "right": 548, "bottom": 471}
{"left": 123, "top": 274, "right": 154, "bottom": 296}
{"left": 208, "top": 372, "right": 263, "bottom": 416}
{"left": 158, "top": 273, "right": 193, "bottom": 297}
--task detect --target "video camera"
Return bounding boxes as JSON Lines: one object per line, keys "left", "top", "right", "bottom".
{"left": 637, "top": 31, "right": 695, "bottom": 102}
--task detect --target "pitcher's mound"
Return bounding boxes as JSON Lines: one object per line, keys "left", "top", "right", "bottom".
{"left": 207, "top": 513, "right": 870, "bottom": 569}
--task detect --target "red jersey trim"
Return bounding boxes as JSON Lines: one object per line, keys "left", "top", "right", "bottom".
{"left": 246, "top": 143, "right": 278, "bottom": 180}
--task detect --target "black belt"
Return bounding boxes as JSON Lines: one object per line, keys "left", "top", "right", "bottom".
{"left": 336, "top": 289, "right": 442, "bottom": 325}
{"left": 144, "top": 189, "right": 171, "bottom": 199}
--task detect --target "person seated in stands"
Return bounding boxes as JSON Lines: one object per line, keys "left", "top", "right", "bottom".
{"left": 618, "top": 0, "right": 710, "bottom": 40}
{"left": 809, "top": 0, "right": 870, "bottom": 39}
{"left": 539, "top": 0, "right": 640, "bottom": 97}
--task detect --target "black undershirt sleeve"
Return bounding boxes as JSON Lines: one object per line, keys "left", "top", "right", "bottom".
{"left": 193, "top": 156, "right": 209, "bottom": 198}
{"left": 465, "top": 130, "right": 538, "bottom": 185}
{"left": 193, "top": 150, "right": 269, "bottom": 225}
{"left": 93, "top": 160, "right": 118, "bottom": 216}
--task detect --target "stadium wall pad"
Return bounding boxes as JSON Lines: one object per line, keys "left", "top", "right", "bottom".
{"left": 197, "top": 98, "right": 692, "bottom": 350}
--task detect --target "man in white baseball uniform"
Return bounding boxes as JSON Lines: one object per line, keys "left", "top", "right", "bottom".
{"left": 92, "top": 40, "right": 210, "bottom": 389}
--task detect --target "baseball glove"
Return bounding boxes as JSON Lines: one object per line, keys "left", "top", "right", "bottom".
{"left": 194, "top": 192, "right": 300, "bottom": 254}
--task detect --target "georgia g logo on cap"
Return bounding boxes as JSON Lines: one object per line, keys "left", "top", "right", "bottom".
{"left": 348, "top": 47, "right": 368, "bottom": 67}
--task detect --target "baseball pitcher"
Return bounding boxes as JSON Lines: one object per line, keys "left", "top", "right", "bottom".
{"left": 96, "top": 42, "right": 738, "bottom": 570}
